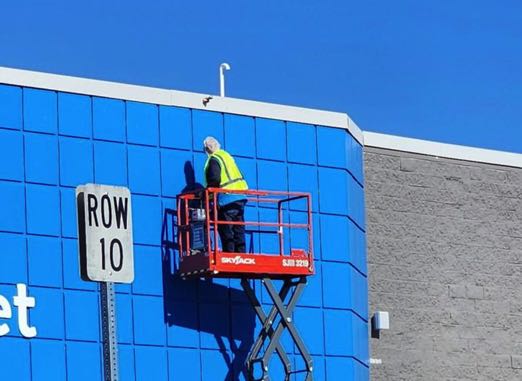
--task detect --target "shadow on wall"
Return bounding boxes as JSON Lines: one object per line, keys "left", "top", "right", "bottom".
{"left": 160, "top": 161, "right": 256, "bottom": 381}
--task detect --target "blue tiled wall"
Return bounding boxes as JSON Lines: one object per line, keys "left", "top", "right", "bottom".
{"left": 0, "top": 83, "right": 368, "bottom": 380}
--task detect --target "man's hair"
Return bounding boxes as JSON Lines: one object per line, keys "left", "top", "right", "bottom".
{"left": 203, "top": 136, "right": 221, "bottom": 153}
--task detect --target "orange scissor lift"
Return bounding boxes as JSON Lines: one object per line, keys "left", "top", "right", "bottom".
{"left": 177, "top": 188, "right": 314, "bottom": 381}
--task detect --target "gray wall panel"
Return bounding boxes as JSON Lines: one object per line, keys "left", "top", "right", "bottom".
{"left": 365, "top": 146, "right": 522, "bottom": 381}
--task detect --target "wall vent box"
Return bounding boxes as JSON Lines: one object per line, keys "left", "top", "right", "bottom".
{"left": 373, "top": 311, "right": 390, "bottom": 330}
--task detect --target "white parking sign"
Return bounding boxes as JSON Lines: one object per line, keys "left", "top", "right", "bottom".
{"left": 76, "top": 184, "right": 134, "bottom": 283}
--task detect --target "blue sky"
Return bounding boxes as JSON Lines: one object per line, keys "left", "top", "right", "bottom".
{"left": 1, "top": 1, "right": 521, "bottom": 152}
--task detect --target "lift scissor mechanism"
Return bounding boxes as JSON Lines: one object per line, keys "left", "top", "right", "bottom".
{"left": 176, "top": 188, "right": 315, "bottom": 380}
{"left": 241, "top": 276, "right": 312, "bottom": 380}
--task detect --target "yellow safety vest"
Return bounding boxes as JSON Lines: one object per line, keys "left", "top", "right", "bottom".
{"left": 204, "top": 149, "right": 248, "bottom": 191}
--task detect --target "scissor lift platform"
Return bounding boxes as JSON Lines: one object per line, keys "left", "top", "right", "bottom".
{"left": 176, "top": 188, "right": 315, "bottom": 279}
{"left": 176, "top": 188, "right": 315, "bottom": 380}
{"left": 178, "top": 250, "right": 313, "bottom": 279}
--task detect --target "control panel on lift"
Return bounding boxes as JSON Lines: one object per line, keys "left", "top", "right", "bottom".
{"left": 188, "top": 207, "right": 206, "bottom": 253}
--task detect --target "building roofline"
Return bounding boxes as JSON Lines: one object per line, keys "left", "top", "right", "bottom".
{"left": 364, "top": 131, "right": 522, "bottom": 169}
{"left": 0, "top": 66, "right": 364, "bottom": 144}
{"left": 2, "top": 66, "right": 520, "bottom": 168}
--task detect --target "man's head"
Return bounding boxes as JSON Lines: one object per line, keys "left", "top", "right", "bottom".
{"left": 203, "top": 136, "right": 221, "bottom": 155}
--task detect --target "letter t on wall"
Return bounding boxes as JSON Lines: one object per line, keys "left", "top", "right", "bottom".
{"left": 13, "top": 283, "right": 37, "bottom": 338}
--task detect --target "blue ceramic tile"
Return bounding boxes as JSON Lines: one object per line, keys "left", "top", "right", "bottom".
{"left": 255, "top": 118, "right": 286, "bottom": 161}
{"left": 257, "top": 160, "right": 287, "bottom": 192}
{"left": 168, "top": 348, "right": 201, "bottom": 381}
{"left": 94, "top": 141, "right": 127, "bottom": 186}
{"left": 66, "top": 341, "right": 102, "bottom": 381}
{"left": 0, "top": 181, "right": 25, "bottom": 233}
{"left": 322, "top": 262, "right": 351, "bottom": 310}
{"left": 0, "top": 129, "right": 23, "bottom": 181}
{"left": 135, "top": 346, "right": 168, "bottom": 381}
{"left": 318, "top": 167, "right": 348, "bottom": 215}
{"left": 294, "top": 307, "right": 324, "bottom": 355}
{"left": 287, "top": 122, "right": 316, "bottom": 165}
{"left": 60, "top": 188, "right": 77, "bottom": 238}
{"left": 128, "top": 145, "right": 161, "bottom": 195}
{"left": 118, "top": 345, "right": 136, "bottom": 381}
{"left": 116, "top": 293, "right": 133, "bottom": 344}
{"left": 64, "top": 290, "right": 99, "bottom": 341}
{"left": 351, "top": 137, "right": 364, "bottom": 184}
{"left": 320, "top": 214, "right": 350, "bottom": 262}
{"left": 323, "top": 309, "right": 354, "bottom": 356}
{"left": 317, "top": 126, "right": 349, "bottom": 169}
{"left": 23, "top": 88, "right": 57, "bottom": 134}
{"left": 127, "top": 101, "right": 159, "bottom": 146}
{"left": 297, "top": 261, "right": 322, "bottom": 308}
{"left": 160, "top": 149, "right": 194, "bottom": 197}
{"left": 26, "top": 184, "right": 60, "bottom": 236}
{"left": 24, "top": 132, "right": 58, "bottom": 185}
{"left": 0, "top": 338, "right": 30, "bottom": 380}
{"left": 132, "top": 245, "right": 163, "bottom": 296}
{"left": 287, "top": 163, "right": 319, "bottom": 212}
{"left": 59, "top": 137, "right": 93, "bottom": 186}
{"left": 93, "top": 97, "right": 125, "bottom": 142}
{"left": 166, "top": 300, "right": 199, "bottom": 348}
{"left": 192, "top": 110, "right": 223, "bottom": 152}
{"left": 133, "top": 295, "right": 166, "bottom": 345}
{"left": 31, "top": 340, "right": 66, "bottom": 381}
{"left": 0, "top": 85, "right": 22, "bottom": 130}
{"left": 132, "top": 195, "right": 161, "bottom": 246}
{"left": 201, "top": 349, "right": 230, "bottom": 381}
{"left": 349, "top": 175, "right": 365, "bottom": 229}
{"left": 159, "top": 106, "right": 191, "bottom": 150}
{"left": 30, "top": 287, "right": 65, "bottom": 339}
{"left": 199, "top": 302, "right": 230, "bottom": 350}
{"left": 58, "top": 93, "right": 92, "bottom": 138}
{"left": 0, "top": 233, "right": 27, "bottom": 284}
{"left": 27, "top": 236, "right": 62, "bottom": 287}
{"left": 224, "top": 114, "right": 255, "bottom": 157}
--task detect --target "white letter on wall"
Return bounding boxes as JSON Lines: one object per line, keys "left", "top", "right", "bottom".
{"left": 13, "top": 283, "right": 37, "bottom": 338}
{"left": 0, "top": 294, "right": 12, "bottom": 336}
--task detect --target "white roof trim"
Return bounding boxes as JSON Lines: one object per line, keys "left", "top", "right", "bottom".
{"left": 0, "top": 66, "right": 364, "bottom": 144}
{"left": 5, "top": 66, "right": 519, "bottom": 167}
{"left": 364, "top": 131, "right": 522, "bottom": 168}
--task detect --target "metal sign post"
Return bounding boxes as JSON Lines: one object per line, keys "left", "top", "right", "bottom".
{"left": 76, "top": 184, "right": 135, "bottom": 381}
{"left": 101, "top": 282, "right": 119, "bottom": 381}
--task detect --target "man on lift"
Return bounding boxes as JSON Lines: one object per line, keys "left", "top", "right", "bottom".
{"left": 203, "top": 136, "right": 248, "bottom": 253}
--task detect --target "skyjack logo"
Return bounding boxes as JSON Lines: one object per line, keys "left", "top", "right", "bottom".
{"left": 221, "top": 256, "right": 256, "bottom": 265}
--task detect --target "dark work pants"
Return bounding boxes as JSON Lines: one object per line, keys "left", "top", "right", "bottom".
{"left": 218, "top": 200, "right": 246, "bottom": 253}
